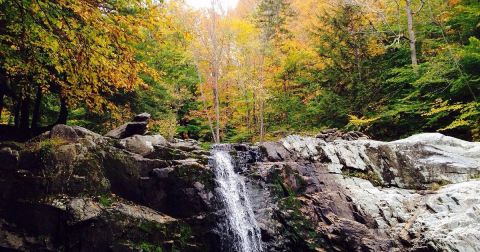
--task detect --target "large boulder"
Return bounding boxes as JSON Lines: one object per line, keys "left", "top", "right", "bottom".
{"left": 0, "top": 147, "right": 19, "bottom": 171}
{"left": 119, "top": 134, "right": 167, "bottom": 156}
{"left": 105, "top": 113, "right": 151, "bottom": 139}
{"left": 242, "top": 133, "right": 480, "bottom": 252}
{"left": 0, "top": 124, "right": 219, "bottom": 252}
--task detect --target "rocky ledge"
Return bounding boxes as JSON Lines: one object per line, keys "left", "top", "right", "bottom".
{"left": 238, "top": 132, "right": 480, "bottom": 251}
{"left": 0, "top": 114, "right": 218, "bottom": 252}
{"left": 0, "top": 116, "right": 479, "bottom": 252}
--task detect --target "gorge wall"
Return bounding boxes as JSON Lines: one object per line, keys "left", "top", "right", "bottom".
{"left": 0, "top": 116, "right": 479, "bottom": 252}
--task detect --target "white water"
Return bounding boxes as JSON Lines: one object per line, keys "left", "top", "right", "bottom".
{"left": 212, "top": 150, "right": 263, "bottom": 252}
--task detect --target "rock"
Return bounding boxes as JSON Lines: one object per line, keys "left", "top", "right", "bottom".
{"left": 71, "top": 126, "right": 102, "bottom": 140}
{"left": 68, "top": 198, "right": 102, "bottom": 223}
{"left": 119, "top": 134, "right": 167, "bottom": 156}
{"left": 259, "top": 142, "right": 289, "bottom": 161}
{"left": 0, "top": 125, "right": 219, "bottom": 252}
{"left": 246, "top": 133, "right": 480, "bottom": 251}
{"left": 3, "top": 126, "right": 479, "bottom": 252}
{"left": 133, "top": 112, "right": 151, "bottom": 122}
{"left": 316, "top": 129, "right": 370, "bottom": 142}
{"left": 105, "top": 122, "right": 148, "bottom": 139}
{"left": 49, "top": 124, "right": 80, "bottom": 142}
{"left": 105, "top": 113, "right": 152, "bottom": 139}
{"left": 0, "top": 147, "right": 19, "bottom": 171}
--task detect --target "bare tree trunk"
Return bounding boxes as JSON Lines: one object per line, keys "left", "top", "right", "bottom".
{"left": 210, "top": 0, "right": 221, "bottom": 143}
{"left": 56, "top": 97, "right": 68, "bottom": 125}
{"left": 0, "top": 90, "right": 4, "bottom": 121}
{"left": 31, "top": 85, "right": 42, "bottom": 129}
{"left": 213, "top": 72, "right": 221, "bottom": 143}
{"left": 405, "top": 0, "right": 418, "bottom": 70}
{"left": 197, "top": 66, "right": 217, "bottom": 142}
{"left": 20, "top": 97, "right": 30, "bottom": 129}
{"left": 259, "top": 99, "right": 265, "bottom": 143}
{"left": 14, "top": 100, "right": 21, "bottom": 128}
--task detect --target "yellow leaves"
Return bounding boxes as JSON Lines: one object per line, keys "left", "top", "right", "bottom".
{"left": 348, "top": 115, "right": 380, "bottom": 128}
{"left": 423, "top": 100, "right": 464, "bottom": 116}
{"left": 424, "top": 100, "right": 480, "bottom": 138}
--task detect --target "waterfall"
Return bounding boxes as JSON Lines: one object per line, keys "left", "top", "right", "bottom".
{"left": 212, "top": 148, "right": 263, "bottom": 252}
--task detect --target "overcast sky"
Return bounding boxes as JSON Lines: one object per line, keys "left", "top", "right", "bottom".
{"left": 185, "top": 0, "right": 239, "bottom": 10}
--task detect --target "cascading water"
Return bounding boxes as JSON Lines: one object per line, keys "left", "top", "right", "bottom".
{"left": 211, "top": 146, "right": 263, "bottom": 252}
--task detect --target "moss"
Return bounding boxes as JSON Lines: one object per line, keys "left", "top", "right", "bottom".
{"left": 98, "top": 195, "right": 113, "bottom": 207}
{"left": 430, "top": 180, "right": 451, "bottom": 191}
{"left": 139, "top": 242, "right": 163, "bottom": 252}
{"left": 199, "top": 142, "right": 212, "bottom": 151}
{"left": 470, "top": 173, "right": 480, "bottom": 180}
{"left": 342, "top": 168, "right": 383, "bottom": 186}
{"left": 174, "top": 164, "right": 215, "bottom": 192}
{"left": 272, "top": 177, "right": 325, "bottom": 250}
{"left": 138, "top": 221, "right": 168, "bottom": 236}
{"left": 177, "top": 223, "right": 192, "bottom": 247}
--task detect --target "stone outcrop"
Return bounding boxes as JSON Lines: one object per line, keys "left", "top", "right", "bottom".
{"left": 105, "top": 113, "right": 151, "bottom": 139}
{"left": 0, "top": 116, "right": 219, "bottom": 251}
{"left": 240, "top": 132, "right": 480, "bottom": 252}
{"left": 1, "top": 121, "right": 479, "bottom": 252}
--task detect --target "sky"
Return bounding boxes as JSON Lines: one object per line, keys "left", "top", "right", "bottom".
{"left": 185, "top": 0, "right": 239, "bottom": 10}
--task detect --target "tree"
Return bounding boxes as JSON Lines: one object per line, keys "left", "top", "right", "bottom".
{"left": 0, "top": 0, "right": 161, "bottom": 133}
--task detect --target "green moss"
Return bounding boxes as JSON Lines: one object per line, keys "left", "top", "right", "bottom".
{"left": 199, "top": 142, "right": 212, "bottom": 151}
{"left": 342, "top": 168, "right": 383, "bottom": 186}
{"left": 272, "top": 177, "right": 324, "bottom": 250}
{"left": 174, "top": 164, "right": 215, "bottom": 191}
{"left": 430, "top": 180, "right": 451, "bottom": 191}
{"left": 138, "top": 221, "right": 167, "bottom": 236}
{"left": 177, "top": 223, "right": 192, "bottom": 247}
{"left": 98, "top": 195, "right": 113, "bottom": 207}
{"left": 139, "top": 242, "right": 163, "bottom": 252}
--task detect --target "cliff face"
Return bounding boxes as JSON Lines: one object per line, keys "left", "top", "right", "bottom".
{"left": 0, "top": 122, "right": 479, "bottom": 252}
{"left": 0, "top": 124, "right": 219, "bottom": 251}
{"left": 240, "top": 133, "right": 480, "bottom": 252}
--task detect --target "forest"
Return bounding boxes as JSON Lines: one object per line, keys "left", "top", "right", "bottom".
{"left": 0, "top": 0, "right": 479, "bottom": 143}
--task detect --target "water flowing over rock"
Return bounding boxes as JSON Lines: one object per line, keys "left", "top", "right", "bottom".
{"left": 0, "top": 124, "right": 479, "bottom": 252}
{"left": 211, "top": 147, "right": 263, "bottom": 252}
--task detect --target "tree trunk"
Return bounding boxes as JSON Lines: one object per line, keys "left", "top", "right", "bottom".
{"left": 14, "top": 100, "right": 21, "bottom": 128}
{"left": 31, "top": 85, "right": 42, "bottom": 129}
{"left": 57, "top": 97, "right": 68, "bottom": 125}
{"left": 20, "top": 97, "right": 30, "bottom": 129}
{"left": 0, "top": 90, "right": 4, "bottom": 121}
{"left": 213, "top": 73, "right": 221, "bottom": 143}
{"left": 259, "top": 99, "right": 265, "bottom": 143}
{"left": 405, "top": 0, "right": 418, "bottom": 70}
{"left": 210, "top": 1, "right": 221, "bottom": 144}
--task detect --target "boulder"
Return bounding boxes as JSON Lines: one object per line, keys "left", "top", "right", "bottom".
{"left": 49, "top": 124, "right": 80, "bottom": 142}
{"left": 119, "top": 134, "right": 167, "bottom": 156}
{"left": 0, "top": 147, "right": 19, "bottom": 171}
{"left": 105, "top": 122, "right": 148, "bottom": 139}
{"left": 246, "top": 133, "right": 480, "bottom": 251}
{"left": 133, "top": 112, "right": 151, "bottom": 122}
{"left": 316, "top": 128, "right": 370, "bottom": 142}
{"left": 105, "top": 113, "right": 151, "bottom": 139}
